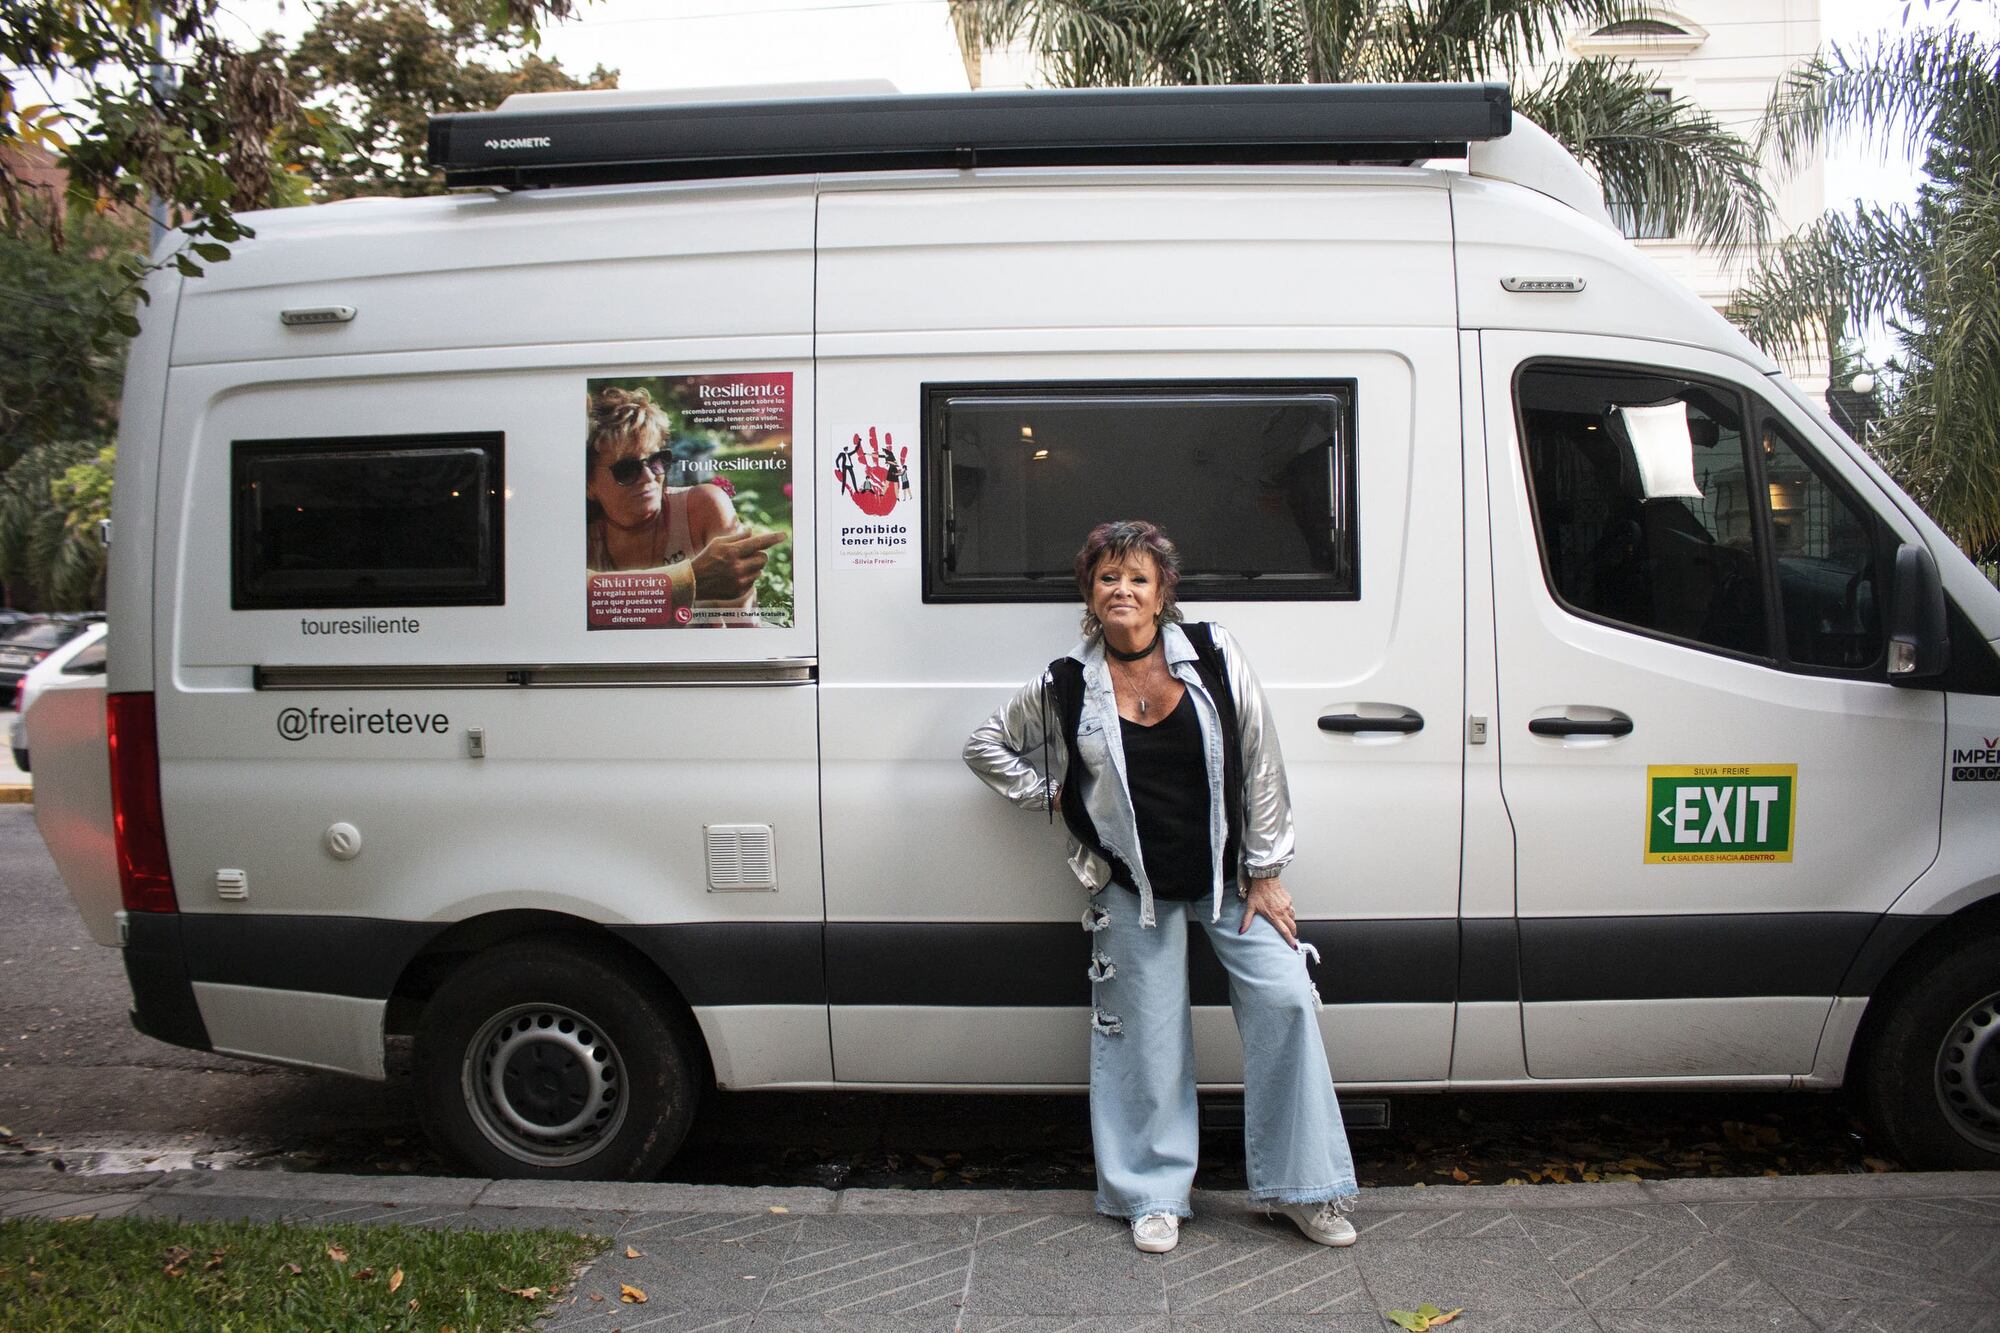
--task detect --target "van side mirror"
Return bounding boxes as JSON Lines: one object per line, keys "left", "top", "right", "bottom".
{"left": 1887, "top": 542, "right": 1949, "bottom": 682}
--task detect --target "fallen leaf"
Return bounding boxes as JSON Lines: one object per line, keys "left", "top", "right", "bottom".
{"left": 502, "top": 1285, "right": 545, "bottom": 1300}
{"left": 625, "top": 1246, "right": 644, "bottom": 1259}
{"left": 326, "top": 1244, "right": 348, "bottom": 1264}
{"left": 1502, "top": 1177, "right": 1526, "bottom": 1186}
{"left": 931, "top": 1169, "right": 948, "bottom": 1184}
{"left": 914, "top": 1153, "right": 944, "bottom": 1169}
{"left": 1864, "top": 1157, "right": 1895, "bottom": 1173}
{"left": 388, "top": 1268, "right": 404, "bottom": 1294}
{"left": 354, "top": 1267, "right": 375, "bottom": 1281}
{"left": 204, "top": 1250, "right": 225, "bottom": 1272}
{"left": 588, "top": 1293, "right": 604, "bottom": 1303}
{"left": 1430, "top": 1309, "right": 1465, "bottom": 1326}
{"left": 1386, "top": 1311, "right": 1427, "bottom": 1331}
{"left": 768, "top": 1205, "right": 789, "bottom": 1214}
{"left": 1449, "top": 1167, "right": 1470, "bottom": 1183}
{"left": 407, "top": 1298, "right": 419, "bottom": 1312}
{"left": 619, "top": 1283, "right": 648, "bottom": 1304}
{"left": 281, "top": 1262, "right": 302, "bottom": 1276}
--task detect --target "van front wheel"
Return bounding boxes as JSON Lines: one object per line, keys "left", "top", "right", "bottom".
{"left": 1860, "top": 934, "right": 2000, "bottom": 1170}
{"left": 415, "top": 942, "right": 700, "bottom": 1180}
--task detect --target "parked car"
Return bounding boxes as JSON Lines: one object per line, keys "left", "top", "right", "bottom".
{"left": 11, "top": 622, "right": 108, "bottom": 771}
{"left": 0, "top": 615, "right": 103, "bottom": 695}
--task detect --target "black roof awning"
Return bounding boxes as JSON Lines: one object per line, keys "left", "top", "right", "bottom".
{"left": 428, "top": 82, "right": 1512, "bottom": 190}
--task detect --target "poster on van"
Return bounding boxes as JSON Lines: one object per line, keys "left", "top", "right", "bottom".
{"left": 832, "top": 423, "right": 917, "bottom": 568}
{"left": 584, "top": 373, "right": 794, "bottom": 630}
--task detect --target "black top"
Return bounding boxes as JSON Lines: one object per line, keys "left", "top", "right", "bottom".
{"left": 1119, "top": 692, "right": 1213, "bottom": 901}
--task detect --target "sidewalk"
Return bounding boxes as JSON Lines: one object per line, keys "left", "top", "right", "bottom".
{"left": 5, "top": 1164, "right": 1997, "bottom": 1330}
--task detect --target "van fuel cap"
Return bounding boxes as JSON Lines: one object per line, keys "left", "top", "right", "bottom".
{"left": 324, "top": 822, "right": 363, "bottom": 861}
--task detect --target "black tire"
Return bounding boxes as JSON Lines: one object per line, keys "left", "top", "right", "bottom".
{"left": 414, "top": 940, "right": 701, "bottom": 1180}
{"left": 10, "top": 747, "right": 27, "bottom": 773}
{"left": 1858, "top": 931, "right": 2000, "bottom": 1170}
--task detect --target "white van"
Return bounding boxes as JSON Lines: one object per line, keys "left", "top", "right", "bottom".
{"left": 34, "top": 83, "right": 2000, "bottom": 1180}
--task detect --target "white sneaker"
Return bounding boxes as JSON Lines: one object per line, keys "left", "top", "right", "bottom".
{"left": 1130, "top": 1212, "right": 1181, "bottom": 1253}
{"left": 1274, "top": 1201, "right": 1357, "bottom": 1247}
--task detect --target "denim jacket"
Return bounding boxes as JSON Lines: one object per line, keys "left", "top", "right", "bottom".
{"left": 962, "top": 621, "right": 1296, "bottom": 928}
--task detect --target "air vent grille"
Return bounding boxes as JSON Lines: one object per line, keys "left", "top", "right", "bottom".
{"left": 705, "top": 824, "right": 777, "bottom": 891}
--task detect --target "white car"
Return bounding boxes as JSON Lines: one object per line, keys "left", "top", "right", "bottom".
{"left": 11, "top": 622, "right": 107, "bottom": 771}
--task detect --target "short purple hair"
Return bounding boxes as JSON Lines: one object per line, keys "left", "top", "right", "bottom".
{"left": 1074, "top": 520, "right": 1184, "bottom": 633}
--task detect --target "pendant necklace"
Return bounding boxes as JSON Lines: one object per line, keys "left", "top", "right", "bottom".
{"left": 1108, "top": 633, "right": 1159, "bottom": 715}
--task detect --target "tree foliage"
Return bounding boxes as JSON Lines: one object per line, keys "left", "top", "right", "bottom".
{"left": 0, "top": 1, "right": 601, "bottom": 606}
{"left": 1732, "top": 12, "right": 2000, "bottom": 549}
{"left": 0, "top": 195, "right": 146, "bottom": 452}
{"left": 0, "top": 440, "right": 113, "bottom": 609}
{"left": 283, "top": 0, "right": 615, "bottom": 200}
{"left": 948, "top": 0, "right": 1771, "bottom": 251}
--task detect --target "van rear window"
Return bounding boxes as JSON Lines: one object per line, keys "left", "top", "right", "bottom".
{"left": 231, "top": 434, "right": 505, "bottom": 610}
{"left": 922, "top": 381, "right": 1355, "bottom": 602}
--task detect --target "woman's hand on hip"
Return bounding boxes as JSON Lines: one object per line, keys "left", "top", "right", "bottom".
{"left": 1241, "top": 876, "right": 1298, "bottom": 950}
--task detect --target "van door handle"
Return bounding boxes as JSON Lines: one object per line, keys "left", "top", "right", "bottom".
{"left": 1528, "top": 716, "right": 1634, "bottom": 738}
{"left": 1318, "top": 711, "right": 1424, "bottom": 734}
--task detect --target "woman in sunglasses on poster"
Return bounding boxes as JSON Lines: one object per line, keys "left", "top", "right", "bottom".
{"left": 585, "top": 385, "right": 785, "bottom": 621}
{"left": 963, "top": 520, "right": 1360, "bottom": 1256}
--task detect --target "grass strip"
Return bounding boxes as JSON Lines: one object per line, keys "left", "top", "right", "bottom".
{"left": 1, "top": 1213, "right": 606, "bottom": 1332}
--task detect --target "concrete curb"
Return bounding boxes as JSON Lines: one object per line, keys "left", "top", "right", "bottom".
{"left": 13, "top": 1165, "right": 2000, "bottom": 1218}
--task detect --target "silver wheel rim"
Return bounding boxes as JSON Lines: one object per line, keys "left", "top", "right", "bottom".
{"left": 1934, "top": 988, "right": 2000, "bottom": 1154}
{"left": 462, "top": 1003, "right": 627, "bottom": 1167}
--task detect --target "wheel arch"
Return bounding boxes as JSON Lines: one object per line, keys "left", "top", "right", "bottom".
{"left": 1841, "top": 892, "right": 2000, "bottom": 1084}
{"left": 386, "top": 909, "right": 712, "bottom": 1084}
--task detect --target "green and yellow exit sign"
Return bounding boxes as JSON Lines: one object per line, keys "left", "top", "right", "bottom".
{"left": 1645, "top": 765, "right": 1797, "bottom": 864}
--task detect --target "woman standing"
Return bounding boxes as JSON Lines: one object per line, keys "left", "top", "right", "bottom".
{"left": 963, "top": 520, "right": 1359, "bottom": 1254}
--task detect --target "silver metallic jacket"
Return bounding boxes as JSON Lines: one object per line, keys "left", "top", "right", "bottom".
{"left": 962, "top": 621, "right": 1296, "bottom": 928}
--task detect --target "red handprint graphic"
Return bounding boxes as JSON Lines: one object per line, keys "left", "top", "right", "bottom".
{"left": 837, "top": 426, "right": 909, "bottom": 517}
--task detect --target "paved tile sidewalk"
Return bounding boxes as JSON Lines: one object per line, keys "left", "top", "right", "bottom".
{"left": 3, "top": 1164, "right": 1998, "bottom": 1331}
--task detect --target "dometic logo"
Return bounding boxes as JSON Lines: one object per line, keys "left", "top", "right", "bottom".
{"left": 1646, "top": 764, "right": 1797, "bottom": 864}
{"left": 278, "top": 707, "right": 450, "bottom": 741}
{"left": 483, "top": 136, "right": 551, "bottom": 151}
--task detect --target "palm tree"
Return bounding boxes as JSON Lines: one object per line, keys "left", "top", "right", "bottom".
{"left": 1731, "top": 15, "right": 2000, "bottom": 551}
{"left": 947, "top": 0, "right": 1771, "bottom": 252}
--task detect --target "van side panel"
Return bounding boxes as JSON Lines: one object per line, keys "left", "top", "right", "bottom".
{"left": 107, "top": 266, "right": 184, "bottom": 696}
{"left": 149, "top": 186, "right": 831, "bottom": 1084}
{"left": 816, "top": 178, "right": 1465, "bottom": 1089}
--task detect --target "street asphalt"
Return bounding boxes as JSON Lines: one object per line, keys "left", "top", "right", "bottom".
{"left": 4, "top": 1159, "right": 1998, "bottom": 1330}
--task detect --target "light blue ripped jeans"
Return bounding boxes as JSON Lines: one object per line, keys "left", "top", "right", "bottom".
{"left": 1084, "top": 882, "right": 1359, "bottom": 1220}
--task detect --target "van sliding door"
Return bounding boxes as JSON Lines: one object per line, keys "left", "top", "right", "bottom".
{"left": 813, "top": 179, "right": 1466, "bottom": 1090}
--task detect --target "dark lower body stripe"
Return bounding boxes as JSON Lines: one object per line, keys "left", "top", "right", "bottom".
{"left": 134, "top": 909, "right": 1932, "bottom": 1056}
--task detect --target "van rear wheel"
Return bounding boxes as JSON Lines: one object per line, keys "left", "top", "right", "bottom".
{"left": 415, "top": 942, "right": 700, "bottom": 1180}
{"left": 1859, "top": 932, "right": 2000, "bottom": 1170}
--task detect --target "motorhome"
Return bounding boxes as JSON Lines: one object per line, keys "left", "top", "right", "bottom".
{"left": 31, "top": 83, "right": 2000, "bottom": 1179}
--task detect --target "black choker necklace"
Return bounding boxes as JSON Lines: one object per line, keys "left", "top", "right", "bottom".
{"left": 1106, "top": 633, "right": 1159, "bottom": 662}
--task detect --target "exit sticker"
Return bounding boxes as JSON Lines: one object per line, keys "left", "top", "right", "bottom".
{"left": 1645, "top": 765, "right": 1797, "bottom": 864}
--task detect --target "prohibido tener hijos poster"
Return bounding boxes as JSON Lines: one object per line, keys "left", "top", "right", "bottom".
{"left": 583, "top": 372, "right": 794, "bottom": 630}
